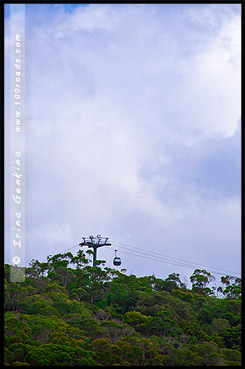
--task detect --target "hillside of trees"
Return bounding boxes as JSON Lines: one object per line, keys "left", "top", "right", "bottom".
{"left": 4, "top": 250, "right": 242, "bottom": 366}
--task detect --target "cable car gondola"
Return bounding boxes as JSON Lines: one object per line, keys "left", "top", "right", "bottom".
{"left": 113, "top": 250, "right": 121, "bottom": 266}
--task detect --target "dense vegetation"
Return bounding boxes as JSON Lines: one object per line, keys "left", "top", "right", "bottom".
{"left": 4, "top": 250, "right": 241, "bottom": 366}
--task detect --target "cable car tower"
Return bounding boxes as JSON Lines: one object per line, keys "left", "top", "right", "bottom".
{"left": 79, "top": 235, "right": 111, "bottom": 267}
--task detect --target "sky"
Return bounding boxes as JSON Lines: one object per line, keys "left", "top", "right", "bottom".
{"left": 4, "top": 3, "right": 241, "bottom": 285}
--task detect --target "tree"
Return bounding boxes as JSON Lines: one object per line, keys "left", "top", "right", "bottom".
{"left": 4, "top": 258, "right": 241, "bottom": 367}
{"left": 5, "top": 313, "right": 32, "bottom": 345}
{"left": 190, "top": 269, "right": 215, "bottom": 295}
{"left": 218, "top": 275, "right": 241, "bottom": 299}
{"left": 165, "top": 273, "right": 186, "bottom": 290}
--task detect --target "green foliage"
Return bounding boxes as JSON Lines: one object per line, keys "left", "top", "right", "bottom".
{"left": 12, "top": 362, "right": 30, "bottom": 366}
{"left": 190, "top": 269, "right": 215, "bottom": 296}
{"left": 4, "top": 251, "right": 241, "bottom": 366}
{"left": 124, "top": 311, "right": 150, "bottom": 326}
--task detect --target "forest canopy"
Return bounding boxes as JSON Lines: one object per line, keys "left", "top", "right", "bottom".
{"left": 4, "top": 250, "right": 241, "bottom": 366}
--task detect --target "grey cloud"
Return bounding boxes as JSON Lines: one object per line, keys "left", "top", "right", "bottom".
{"left": 140, "top": 121, "right": 241, "bottom": 204}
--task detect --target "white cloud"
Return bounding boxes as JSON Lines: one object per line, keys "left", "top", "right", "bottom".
{"left": 5, "top": 4, "right": 241, "bottom": 279}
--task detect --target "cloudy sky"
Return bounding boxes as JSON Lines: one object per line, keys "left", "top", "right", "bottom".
{"left": 5, "top": 4, "right": 241, "bottom": 283}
